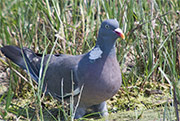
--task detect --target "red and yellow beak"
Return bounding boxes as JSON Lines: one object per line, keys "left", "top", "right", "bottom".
{"left": 114, "top": 28, "right": 125, "bottom": 39}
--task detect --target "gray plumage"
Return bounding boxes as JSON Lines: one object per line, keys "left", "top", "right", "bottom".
{"left": 1, "top": 19, "right": 124, "bottom": 119}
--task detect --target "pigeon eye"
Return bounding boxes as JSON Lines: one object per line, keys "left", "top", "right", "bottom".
{"left": 105, "top": 24, "right": 110, "bottom": 29}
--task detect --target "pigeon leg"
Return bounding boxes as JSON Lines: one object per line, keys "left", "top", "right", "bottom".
{"left": 91, "top": 101, "right": 109, "bottom": 117}
{"left": 74, "top": 107, "right": 86, "bottom": 119}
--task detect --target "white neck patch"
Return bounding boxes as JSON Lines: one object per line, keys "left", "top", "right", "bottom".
{"left": 89, "top": 46, "right": 103, "bottom": 60}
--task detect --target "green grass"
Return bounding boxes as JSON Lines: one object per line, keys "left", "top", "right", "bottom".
{"left": 0, "top": 0, "right": 180, "bottom": 120}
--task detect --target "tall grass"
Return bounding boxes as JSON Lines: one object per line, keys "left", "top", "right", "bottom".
{"left": 0, "top": 0, "right": 180, "bottom": 120}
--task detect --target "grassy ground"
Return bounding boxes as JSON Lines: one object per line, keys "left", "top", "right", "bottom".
{"left": 0, "top": 0, "right": 180, "bottom": 120}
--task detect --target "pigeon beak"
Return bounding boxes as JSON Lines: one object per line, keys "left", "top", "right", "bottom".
{"left": 114, "top": 28, "right": 125, "bottom": 39}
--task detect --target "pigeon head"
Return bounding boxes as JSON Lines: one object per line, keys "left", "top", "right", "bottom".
{"left": 98, "top": 19, "right": 125, "bottom": 40}
{"left": 95, "top": 19, "right": 125, "bottom": 55}
{"left": 98, "top": 19, "right": 125, "bottom": 41}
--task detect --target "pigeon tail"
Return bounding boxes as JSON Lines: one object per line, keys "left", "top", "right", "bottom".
{"left": 1, "top": 46, "right": 40, "bottom": 82}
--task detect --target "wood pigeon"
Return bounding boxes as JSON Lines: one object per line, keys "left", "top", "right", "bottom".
{"left": 1, "top": 19, "right": 125, "bottom": 119}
